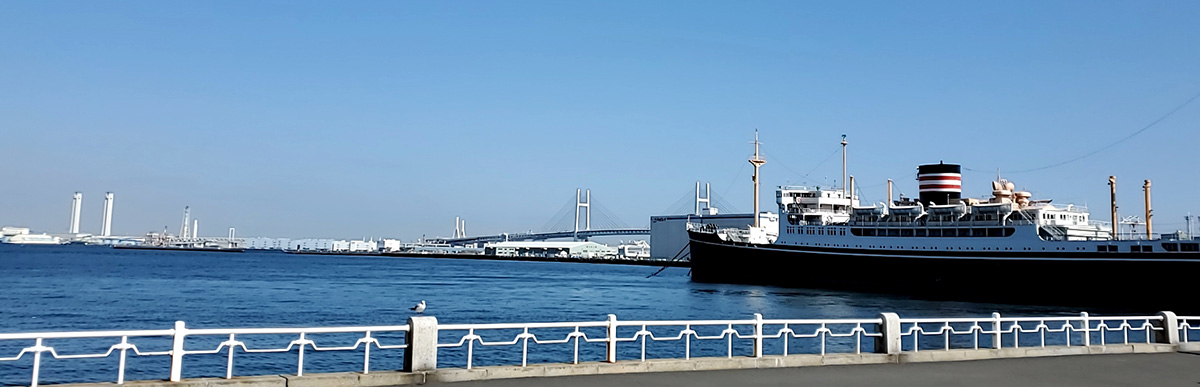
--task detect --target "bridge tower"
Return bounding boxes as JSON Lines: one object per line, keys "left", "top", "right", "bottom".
{"left": 695, "top": 182, "right": 711, "bottom": 215}
{"left": 69, "top": 192, "right": 82, "bottom": 234}
{"left": 454, "top": 217, "right": 466, "bottom": 238}
{"left": 574, "top": 189, "right": 591, "bottom": 240}
{"left": 180, "top": 206, "right": 191, "bottom": 239}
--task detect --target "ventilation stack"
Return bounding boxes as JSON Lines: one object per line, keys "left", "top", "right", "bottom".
{"left": 917, "top": 163, "right": 962, "bottom": 206}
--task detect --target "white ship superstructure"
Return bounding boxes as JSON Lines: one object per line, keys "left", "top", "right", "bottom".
{"left": 686, "top": 134, "right": 1200, "bottom": 302}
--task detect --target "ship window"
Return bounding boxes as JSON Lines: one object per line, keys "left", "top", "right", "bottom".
{"left": 958, "top": 229, "right": 971, "bottom": 237}
{"left": 1142, "top": 245, "right": 1153, "bottom": 252}
{"left": 1130, "top": 245, "right": 1141, "bottom": 252}
{"left": 1097, "top": 245, "right": 1109, "bottom": 252}
{"left": 887, "top": 229, "right": 900, "bottom": 237}
{"left": 916, "top": 229, "right": 927, "bottom": 237}
{"left": 972, "top": 229, "right": 986, "bottom": 237}
{"left": 1162, "top": 243, "right": 1179, "bottom": 252}
{"left": 929, "top": 229, "right": 942, "bottom": 237}
{"left": 1005, "top": 228, "right": 1015, "bottom": 237}
{"left": 1182, "top": 243, "right": 1200, "bottom": 252}
{"left": 901, "top": 229, "right": 914, "bottom": 237}
{"left": 987, "top": 228, "right": 1004, "bottom": 237}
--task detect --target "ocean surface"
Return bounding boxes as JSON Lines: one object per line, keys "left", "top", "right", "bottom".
{"left": 0, "top": 244, "right": 1160, "bottom": 385}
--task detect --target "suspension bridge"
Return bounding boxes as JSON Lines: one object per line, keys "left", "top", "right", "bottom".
{"left": 427, "top": 185, "right": 741, "bottom": 246}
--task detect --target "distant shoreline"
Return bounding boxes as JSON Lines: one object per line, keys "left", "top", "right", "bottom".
{"left": 282, "top": 250, "right": 690, "bottom": 267}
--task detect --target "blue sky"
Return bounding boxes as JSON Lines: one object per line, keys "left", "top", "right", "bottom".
{"left": 2, "top": 1, "right": 1198, "bottom": 239}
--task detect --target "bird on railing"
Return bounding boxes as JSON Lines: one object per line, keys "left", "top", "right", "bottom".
{"left": 410, "top": 300, "right": 426, "bottom": 314}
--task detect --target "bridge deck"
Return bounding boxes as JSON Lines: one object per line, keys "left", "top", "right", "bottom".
{"left": 430, "top": 228, "right": 649, "bottom": 245}
{"left": 430, "top": 352, "right": 1200, "bottom": 387}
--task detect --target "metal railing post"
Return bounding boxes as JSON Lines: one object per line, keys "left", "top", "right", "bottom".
{"left": 992, "top": 312, "right": 1002, "bottom": 349}
{"left": 170, "top": 321, "right": 187, "bottom": 382}
{"left": 752, "top": 313, "right": 764, "bottom": 358}
{"left": 31, "top": 338, "right": 43, "bottom": 387}
{"left": 874, "top": 313, "right": 901, "bottom": 354}
{"left": 1081, "top": 312, "right": 1091, "bottom": 347}
{"left": 1154, "top": 311, "right": 1180, "bottom": 345}
{"left": 606, "top": 314, "right": 618, "bottom": 363}
{"left": 404, "top": 316, "right": 439, "bottom": 372}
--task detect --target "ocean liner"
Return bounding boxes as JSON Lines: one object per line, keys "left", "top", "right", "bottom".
{"left": 686, "top": 134, "right": 1200, "bottom": 302}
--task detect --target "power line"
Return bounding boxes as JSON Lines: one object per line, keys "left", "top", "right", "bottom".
{"left": 763, "top": 145, "right": 841, "bottom": 184}
{"left": 966, "top": 89, "right": 1200, "bottom": 174}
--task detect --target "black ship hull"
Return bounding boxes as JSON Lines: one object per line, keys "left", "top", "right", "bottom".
{"left": 687, "top": 230, "right": 1200, "bottom": 309}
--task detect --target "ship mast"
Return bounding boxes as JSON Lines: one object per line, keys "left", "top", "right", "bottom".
{"left": 1109, "top": 176, "right": 1118, "bottom": 239}
{"left": 841, "top": 134, "right": 848, "bottom": 195}
{"left": 749, "top": 131, "right": 767, "bottom": 227}
{"left": 1144, "top": 179, "right": 1153, "bottom": 240}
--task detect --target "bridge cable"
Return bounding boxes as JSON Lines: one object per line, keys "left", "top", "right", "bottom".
{"left": 720, "top": 162, "right": 748, "bottom": 199}
{"left": 544, "top": 199, "right": 580, "bottom": 233}
{"left": 591, "top": 202, "right": 631, "bottom": 229}
{"left": 708, "top": 191, "right": 741, "bottom": 213}
{"left": 660, "top": 189, "right": 698, "bottom": 215}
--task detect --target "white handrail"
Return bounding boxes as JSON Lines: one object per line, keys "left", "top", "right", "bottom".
{"left": 0, "top": 312, "right": 1188, "bottom": 386}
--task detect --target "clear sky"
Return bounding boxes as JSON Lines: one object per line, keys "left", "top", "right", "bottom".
{"left": 2, "top": 1, "right": 1199, "bottom": 240}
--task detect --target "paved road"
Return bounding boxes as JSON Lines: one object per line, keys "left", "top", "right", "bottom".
{"left": 431, "top": 352, "right": 1200, "bottom": 387}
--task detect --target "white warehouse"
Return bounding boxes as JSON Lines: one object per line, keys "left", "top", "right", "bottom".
{"left": 243, "top": 238, "right": 292, "bottom": 250}
{"left": 485, "top": 241, "right": 617, "bottom": 259}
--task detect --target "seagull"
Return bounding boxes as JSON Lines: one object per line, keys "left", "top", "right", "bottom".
{"left": 410, "top": 300, "right": 426, "bottom": 314}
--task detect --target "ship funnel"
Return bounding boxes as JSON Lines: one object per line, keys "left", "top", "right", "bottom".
{"left": 917, "top": 162, "right": 962, "bottom": 206}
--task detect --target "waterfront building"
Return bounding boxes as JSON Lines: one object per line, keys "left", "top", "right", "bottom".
{"left": 291, "top": 239, "right": 335, "bottom": 251}
{"left": 484, "top": 241, "right": 618, "bottom": 259}
{"left": 378, "top": 239, "right": 402, "bottom": 252}
{"left": 243, "top": 238, "right": 292, "bottom": 250}
{"left": 1, "top": 227, "right": 31, "bottom": 237}
{"left": 346, "top": 240, "right": 377, "bottom": 252}
{"left": 617, "top": 240, "right": 650, "bottom": 259}
{"left": 1, "top": 233, "right": 63, "bottom": 244}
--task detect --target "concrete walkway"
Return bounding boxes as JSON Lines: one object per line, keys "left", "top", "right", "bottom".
{"left": 430, "top": 352, "right": 1200, "bottom": 387}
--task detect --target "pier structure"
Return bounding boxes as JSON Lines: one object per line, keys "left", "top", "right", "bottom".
{"left": 2, "top": 310, "right": 1197, "bottom": 387}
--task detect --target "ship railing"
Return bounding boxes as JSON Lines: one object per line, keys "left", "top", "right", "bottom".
{"left": 0, "top": 322, "right": 410, "bottom": 386}
{"left": 3, "top": 312, "right": 1195, "bottom": 386}
{"left": 897, "top": 313, "right": 1173, "bottom": 351}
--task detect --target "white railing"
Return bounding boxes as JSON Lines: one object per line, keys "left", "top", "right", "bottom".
{"left": 898, "top": 312, "right": 1164, "bottom": 351}
{"left": 0, "top": 328, "right": 173, "bottom": 387}
{"left": 436, "top": 314, "right": 881, "bottom": 370}
{"left": 1181, "top": 316, "right": 1200, "bottom": 343}
{"left": 1, "top": 312, "right": 1193, "bottom": 386}
{"left": 0, "top": 321, "right": 409, "bottom": 387}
